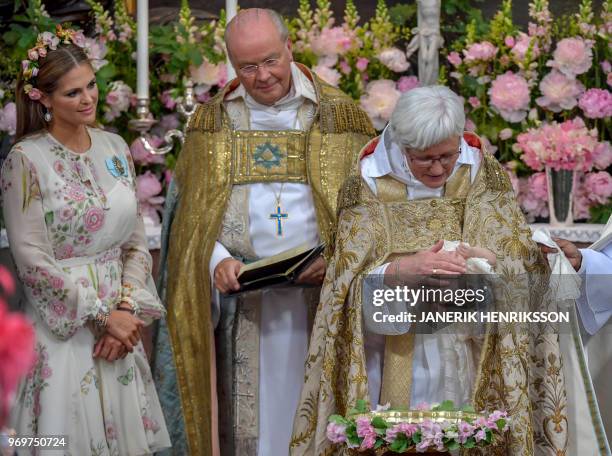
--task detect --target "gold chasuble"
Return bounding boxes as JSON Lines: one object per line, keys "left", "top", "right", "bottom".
{"left": 290, "top": 135, "right": 569, "bottom": 455}
{"left": 165, "top": 65, "right": 375, "bottom": 455}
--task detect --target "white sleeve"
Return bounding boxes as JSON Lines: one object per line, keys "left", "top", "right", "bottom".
{"left": 576, "top": 244, "right": 612, "bottom": 335}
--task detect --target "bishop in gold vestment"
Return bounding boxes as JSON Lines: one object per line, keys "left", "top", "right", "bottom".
{"left": 153, "top": 9, "right": 374, "bottom": 456}
{"left": 291, "top": 86, "right": 572, "bottom": 455}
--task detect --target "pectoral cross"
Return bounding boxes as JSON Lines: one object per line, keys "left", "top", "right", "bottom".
{"left": 269, "top": 205, "right": 288, "bottom": 236}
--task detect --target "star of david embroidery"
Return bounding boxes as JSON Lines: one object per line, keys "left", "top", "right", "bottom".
{"left": 253, "top": 142, "right": 283, "bottom": 169}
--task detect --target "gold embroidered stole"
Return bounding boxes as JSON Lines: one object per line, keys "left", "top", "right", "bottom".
{"left": 231, "top": 129, "right": 309, "bottom": 184}
{"left": 376, "top": 165, "right": 471, "bottom": 408}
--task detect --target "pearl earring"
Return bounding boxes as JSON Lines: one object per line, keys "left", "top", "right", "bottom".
{"left": 43, "top": 109, "right": 52, "bottom": 122}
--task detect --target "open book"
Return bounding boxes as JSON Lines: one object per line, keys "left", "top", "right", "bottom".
{"left": 231, "top": 243, "right": 325, "bottom": 294}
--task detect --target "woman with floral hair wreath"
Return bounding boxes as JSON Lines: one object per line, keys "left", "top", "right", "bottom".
{"left": 1, "top": 25, "right": 170, "bottom": 454}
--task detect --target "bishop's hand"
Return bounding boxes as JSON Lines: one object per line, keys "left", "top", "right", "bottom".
{"left": 214, "top": 257, "right": 244, "bottom": 294}
{"left": 295, "top": 256, "right": 326, "bottom": 285}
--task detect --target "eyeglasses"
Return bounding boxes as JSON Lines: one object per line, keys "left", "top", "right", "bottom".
{"left": 238, "top": 58, "right": 281, "bottom": 76}
{"left": 405, "top": 147, "right": 461, "bottom": 167}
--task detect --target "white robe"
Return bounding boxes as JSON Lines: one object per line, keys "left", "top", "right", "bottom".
{"left": 209, "top": 64, "right": 320, "bottom": 456}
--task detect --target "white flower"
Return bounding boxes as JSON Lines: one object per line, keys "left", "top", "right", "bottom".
{"left": 378, "top": 48, "right": 410, "bottom": 73}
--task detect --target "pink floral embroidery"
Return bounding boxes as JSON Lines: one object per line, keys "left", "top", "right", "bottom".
{"left": 83, "top": 207, "right": 105, "bottom": 232}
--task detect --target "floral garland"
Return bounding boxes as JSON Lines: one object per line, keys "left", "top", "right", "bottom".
{"left": 326, "top": 400, "right": 509, "bottom": 453}
{"left": 21, "top": 24, "right": 87, "bottom": 100}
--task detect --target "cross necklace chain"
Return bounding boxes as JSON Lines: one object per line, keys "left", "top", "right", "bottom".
{"left": 269, "top": 182, "right": 288, "bottom": 236}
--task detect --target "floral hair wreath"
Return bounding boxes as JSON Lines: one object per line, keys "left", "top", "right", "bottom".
{"left": 22, "top": 24, "right": 87, "bottom": 101}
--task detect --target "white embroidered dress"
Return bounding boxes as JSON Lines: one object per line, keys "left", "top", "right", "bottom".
{"left": 1, "top": 128, "right": 170, "bottom": 455}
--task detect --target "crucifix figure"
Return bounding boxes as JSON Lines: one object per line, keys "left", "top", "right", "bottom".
{"left": 269, "top": 205, "right": 288, "bottom": 236}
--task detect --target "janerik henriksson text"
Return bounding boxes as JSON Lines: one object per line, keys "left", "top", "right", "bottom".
{"left": 371, "top": 311, "right": 571, "bottom": 324}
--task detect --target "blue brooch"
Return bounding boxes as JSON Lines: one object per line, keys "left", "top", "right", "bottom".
{"left": 253, "top": 142, "right": 284, "bottom": 169}
{"left": 105, "top": 155, "right": 128, "bottom": 178}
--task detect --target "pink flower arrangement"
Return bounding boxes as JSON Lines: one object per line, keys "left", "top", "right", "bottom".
{"left": 377, "top": 48, "right": 409, "bottom": 73}
{"left": 547, "top": 37, "right": 593, "bottom": 78}
{"left": 360, "top": 79, "right": 400, "bottom": 130}
{"left": 578, "top": 88, "right": 612, "bottom": 118}
{"left": 327, "top": 401, "right": 508, "bottom": 453}
{"left": 463, "top": 41, "right": 498, "bottom": 63}
{"left": 515, "top": 117, "right": 600, "bottom": 171}
{"left": 536, "top": 70, "right": 585, "bottom": 112}
{"left": 309, "top": 26, "right": 356, "bottom": 57}
{"left": 488, "top": 72, "right": 530, "bottom": 122}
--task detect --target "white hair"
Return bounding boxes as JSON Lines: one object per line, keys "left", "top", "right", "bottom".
{"left": 390, "top": 85, "right": 465, "bottom": 151}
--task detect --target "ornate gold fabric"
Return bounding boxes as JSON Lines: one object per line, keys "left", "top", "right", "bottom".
{"left": 290, "top": 137, "right": 568, "bottom": 456}
{"left": 231, "top": 130, "right": 308, "bottom": 184}
{"left": 165, "top": 67, "right": 374, "bottom": 455}
{"left": 376, "top": 165, "right": 471, "bottom": 409}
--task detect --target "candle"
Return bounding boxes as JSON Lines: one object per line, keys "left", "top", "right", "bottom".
{"left": 136, "top": 0, "right": 149, "bottom": 100}
{"left": 225, "top": 0, "right": 238, "bottom": 80}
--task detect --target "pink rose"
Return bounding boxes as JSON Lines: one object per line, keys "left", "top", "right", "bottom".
{"left": 463, "top": 41, "right": 497, "bottom": 63}
{"left": 593, "top": 141, "right": 612, "bottom": 170}
{"left": 360, "top": 79, "right": 400, "bottom": 130}
{"left": 378, "top": 48, "right": 409, "bottom": 72}
{"left": 584, "top": 171, "right": 612, "bottom": 204}
{"left": 356, "top": 57, "right": 369, "bottom": 72}
{"left": 326, "top": 422, "right": 347, "bottom": 443}
{"left": 83, "top": 207, "right": 105, "bottom": 232}
{"left": 578, "top": 88, "right": 612, "bottom": 119}
{"left": 130, "top": 137, "right": 165, "bottom": 166}
{"left": 602, "top": 61, "right": 612, "bottom": 73}
{"left": 447, "top": 51, "right": 462, "bottom": 66}
{"left": 488, "top": 72, "right": 530, "bottom": 122}
{"left": 536, "top": 70, "right": 584, "bottom": 112}
{"left": 313, "top": 65, "right": 341, "bottom": 87}
{"left": 396, "top": 76, "right": 419, "bottom": 93}
{"left": 27, "top": 48, "right": 38, "bottom": 61}
{"left": 547, "top": 37, "right": 593, "bottom": 78}
{"left": 468, "top": 96, "right": 481, "bottom": 108}
{"left": 136, "top": 171, "right": 163, "bottom": 202}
